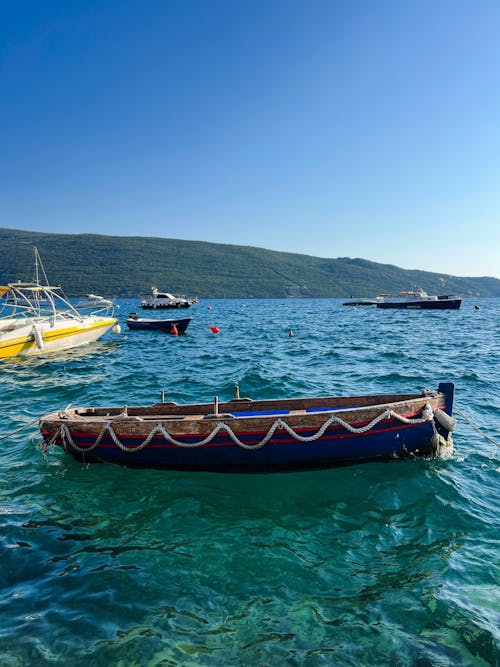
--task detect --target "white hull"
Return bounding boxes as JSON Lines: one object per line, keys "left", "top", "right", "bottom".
{"left": 0, "top": 316, "right": 117, "bottom": 359}
{"left": 76, "top": 295, "right": 113, "bottom": 309}
{"left": 1, "top": 250, "right": 119, "bottom": 360}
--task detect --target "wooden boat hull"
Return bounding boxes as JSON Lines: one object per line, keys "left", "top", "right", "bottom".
{"left": 126, "top": 317, "right": 192, "bottom": 333}
{"left": 39, "top": 383, "right": 456, "bottom": 472}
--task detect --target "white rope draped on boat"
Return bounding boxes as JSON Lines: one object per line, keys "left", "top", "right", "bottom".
{"left": 429, "top": 411, "right": 455, "bottom": 460}
{"left": 44, "top": 403, "right": 450, "bottom": 455}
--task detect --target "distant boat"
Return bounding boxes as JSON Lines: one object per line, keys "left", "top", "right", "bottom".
{"left": 126, "top": 312, "right": 192, "bottom": 333}
{"left": 0, "top": 250, "right": 119, "bottom": 359}
{"left": 344, "top": 289, "right": 461, "bottom": 310}
{"left": 76, "top": 294, "right": 114, "bottom": 309}
{"left": 39, "top": 382, "right": 456, "bottom": 471}
{"left": 376, "top": 289, "right": 461, "bottom": 310}
{"left": 141, "top": 287, "right": 191, "bottom": 309}
{"left": 342, "top": 299, "right": 380, "bottom": 306}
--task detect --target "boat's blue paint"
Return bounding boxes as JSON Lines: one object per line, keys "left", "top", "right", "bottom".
{"left": 305, "top": 405, "right": 360, "bottom": 412}
{"left": 231, "top": 409, "right": 290, "bottom": 417}
{"left": 61, "top": 415, "right": 438, "bottom": 472}
{"left": 438, "top": 382, "right": 455, "bottom": 416}
{"left": 126, "top": 315, "right": 192, "bottom": 333}
{"left": 44, "top": 384, "right": 455, "bottom": 472}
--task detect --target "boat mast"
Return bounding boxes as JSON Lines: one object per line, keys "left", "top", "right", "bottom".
{"left": 33, "top": 246, "right": 50, "bottom": 286}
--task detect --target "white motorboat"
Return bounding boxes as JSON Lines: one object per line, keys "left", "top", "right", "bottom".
{"left": 0, "top": 251, "right": 120, "bottom": 359}
{"left": 376, "top": 289, "right": 461, "bottom": 310}
{"left": 140, "top": 287, "right": 191, "bottom": 309}
{"left": 76, "top": 294, "right": 114, "bottom": 309}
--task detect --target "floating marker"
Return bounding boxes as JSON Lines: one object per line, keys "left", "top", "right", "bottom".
{"left": 288, "top": 329, "right": 293, "bottom": 337}
{"left": 171, "top": 324, "right": 179, "bottom": 336}
{"left": 209, "top": 326, "right": 220, "bottom": 334}
{"left": 207, "top": 306, "right": 212, "bottom": 310}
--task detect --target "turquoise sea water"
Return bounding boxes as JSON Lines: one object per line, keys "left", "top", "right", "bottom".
{"left": 1, "top": 298, "right": 499, "bottom": 666}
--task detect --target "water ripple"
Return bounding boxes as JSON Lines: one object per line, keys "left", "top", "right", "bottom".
{"left": 0, "top": 298, "right": 499, "bottom": 664}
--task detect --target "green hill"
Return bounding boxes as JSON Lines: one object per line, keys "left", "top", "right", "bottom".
{"left": 0, "top": 228, "right": 498, "bottom": 298}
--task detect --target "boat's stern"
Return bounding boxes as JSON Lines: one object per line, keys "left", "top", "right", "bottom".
{"left": 431, "top": 382, "right": 456, "bottom": 459}
{"left": 438, "top": 382, "right": 455, "bottom": 417}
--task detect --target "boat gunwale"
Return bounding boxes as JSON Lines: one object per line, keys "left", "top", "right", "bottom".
{"left": 39, "top": 392, "right": 445, "bottom": 437}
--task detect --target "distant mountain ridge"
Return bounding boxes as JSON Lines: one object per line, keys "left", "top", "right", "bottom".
{"left": 1, "top": 228, "right": 498, "bottom": 298}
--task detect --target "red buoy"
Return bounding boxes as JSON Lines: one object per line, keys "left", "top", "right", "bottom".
{"left": 209, "top": 326, "right": 220, "bottom": 334}
{"left": 171, "top": 324, "right": 179, "bottom": 336}
{"left": 288, "top": 329, "right": 293, "bottom": 337}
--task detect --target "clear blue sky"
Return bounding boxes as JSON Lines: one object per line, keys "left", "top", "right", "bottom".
{"left": 1, "top": 1, "right": 499, "bottom": 278}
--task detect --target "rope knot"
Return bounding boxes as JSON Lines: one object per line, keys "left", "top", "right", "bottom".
{"left": 421, "top": 403, "right": 434, "bottom": 422}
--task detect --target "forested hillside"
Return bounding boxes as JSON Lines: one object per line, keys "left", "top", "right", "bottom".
{"left": 1, "top": 228, "right": 498, "bottom": 298}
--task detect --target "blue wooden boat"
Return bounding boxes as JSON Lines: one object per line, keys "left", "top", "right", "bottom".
{"left": 39, "top": 383, "right": 456, "bottom": 472}
{"left": 126, "top": 312, "right": 192, "bottom": 333}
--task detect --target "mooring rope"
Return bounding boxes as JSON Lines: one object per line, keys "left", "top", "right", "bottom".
{"left": 455, "top": 405, "right": 499, "bottom": 447}
{"left": 44, "top": 403, "right": 439, "bottom": 454}
{"left": 0, "top": 417, "right": 41, "bottom": 442}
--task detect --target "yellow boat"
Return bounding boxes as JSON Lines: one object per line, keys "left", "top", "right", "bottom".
{"left": 0, "top": 253, "right": 119, "bottom": 359}
{"left": 0, "top": 282, "right": 119, "bottom": 359}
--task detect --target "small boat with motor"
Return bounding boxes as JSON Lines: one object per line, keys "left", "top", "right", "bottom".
{"left": 376, "top": 289, "right": 461, "bottom": 310}
{"left": 39, "top": 382, "right": 456, "bottom": 472}
{"left": 141, "top": 287, "right": 191, "bottom": 309}
{"left": 0, "top": 249, "right": 119, "bottom": 359}
{"left": 76, "top": 294, "right": 114, "bottom": 309}
{"left": 126, "top": 312, "right": 192, "bottom": 333}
